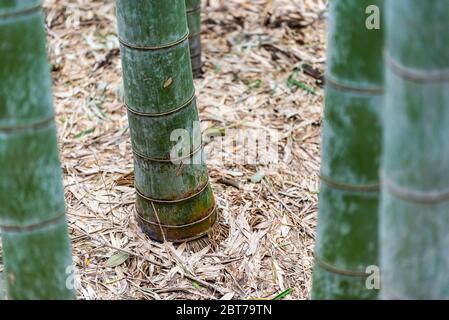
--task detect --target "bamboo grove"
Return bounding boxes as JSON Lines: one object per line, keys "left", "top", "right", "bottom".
{"left": 1, "top": 0, "right": 449, "bottom": 300}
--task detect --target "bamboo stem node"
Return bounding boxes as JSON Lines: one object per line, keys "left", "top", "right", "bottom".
{"left": 315, "top": 256, "right": 370, "bottom": 278}
{"left": 118, "top": 31, "right": 189, "bottom": 51}
{"left": 186, "top": 6, "right": 201, "bottom": 14}
{"left": 382, "top": 171, "right": 449, "bottom": 205}
{"left": 125, "top": 91, "right": 196, "bottom": 117}
{"left": 0, "top": 214, "right": 66, "bottom": 233}
{"left": 188, "top": 31, "right": 202, "bottom": 39}
{"left": 136, "top": 180, "right": 210, "bottom": 204}
{"left": 326, "top": 74, "right": 384, "bottom": 95}
{"left": 136, "top": 203, "right": 216, "bottom": 229}
{"left": 133, "top": 143, "right": 203, "bottom": 163}
{"left": 0, "top": 116, "right": 54, "bottom": 133}
{"left": 385, "top": 51, "right": 449, "bottom": 83}
{"left": 0, "top": 3, "right": 42, "bottom": 19}
{"left": 320, "top": 175, "right": 380, "bottom": 193}
{"left": 189, "top": 52, "right": 202, "bottom": 59}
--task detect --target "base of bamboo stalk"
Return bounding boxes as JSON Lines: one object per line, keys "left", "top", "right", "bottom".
{"left": 138, "top": 217, "right": 222, "bottom": 252}
{"left": 136, "top": 206, "right": 217, "bottom": 243}
{"left": 169, "top": 209, "right": 228, "bottom": 252}
{"left": 134, "top": 176, "right": 217, "bottom": 243}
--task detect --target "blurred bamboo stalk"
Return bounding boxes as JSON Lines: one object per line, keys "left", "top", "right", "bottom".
{"left": 186, "top": 0, "right": 203, "bottom": 78}
{"left": 381, "top": 0, "right": 449, "bottom": 299}
{"left": 312, "top": 0, "right": 384, "bottom": 299}
{"left": 0, "top": 0, "right": 75, "bottom": 299}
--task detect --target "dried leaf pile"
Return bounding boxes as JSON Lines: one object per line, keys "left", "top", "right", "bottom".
{"left": 1, "top": 0, "right": 327, "bottom": 299}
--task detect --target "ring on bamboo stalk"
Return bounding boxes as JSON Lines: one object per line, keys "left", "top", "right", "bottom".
{"left": 325, "top": 74, "right": 384, "bottom": 95}
{"left": 135, "top": 205, "right": 217, "bottom": 243}
{"left": 0, "top": 3, "right": 42, "bottom": 19}
{"left": 188, "top": 32, "right": 202, "bottom": 40}
{"left": 0, "top": 116, "right": 54, "bottom": 133}
{"left": 0, "top": 213, "right": 66, "bottom": 232}
{"left": 382, "top": 172, "right": 449, "bottom": 205}
{"left": 136, "top": 211, "right": 217, "bottom": 243}
{"left": 136, "top": 203, "right": 216, "bottom": 228}
{"left": 135, "top": 182, "right": 216, "bottom": 242}
{"left": 384, "top": 51, "right": 449, "bottom": 83}
{"left": 133, "top": 144, "right": 204, "bottom": 163}
{"left": 125, "top": 91, "right": 196, "bottom": 117}
{"left": 320, "top": 175, "right": 380, "bottom": 193}
{"left": 315, "top": 256, "right": 370, "bottom": 278}
{"left": 119, "top": 31, "right": 189, "bottom": 51}
{"left": 186, "top": 5, "right": 201, "bottom": 14}
{"left": 128, "top": 98, "right": 202, "bottom": 161}
{"left": 136, "top": 180, "right": 210, "bottom": 203}
{"left": 190, "top": 52, "right": 202, "bottom": 59}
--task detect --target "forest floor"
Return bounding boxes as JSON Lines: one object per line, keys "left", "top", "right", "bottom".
{"left": 41, "top": 0, "right": 327, "bottom": 299}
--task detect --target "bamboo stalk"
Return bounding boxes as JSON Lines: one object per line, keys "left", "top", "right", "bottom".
{"left": 0, "top": 270, "right": 5, "bottom": 300}
{"left": 311, "top": 0, "right": 384, "bottom": 299}
{"left": 380, "top": 0, "right": 449, "bottom": 299}
{"left": 0, "top": 0, "right": 75, "bottom": 299}
{"left": 115, "top": 0, "right": 216, "bottom": 243}
{"left": 186, "top": 0, "right": 202, "bottom": 78}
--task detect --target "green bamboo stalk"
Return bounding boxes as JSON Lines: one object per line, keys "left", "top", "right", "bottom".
{"left": 0, "top": 0, "right": 74, "bottom": 299}
{"left": 186, "top": 0, "right": 202, "bottom": 78}
{"left": 381, "top": 0, "right": 449, "bottom": 299}
{"left": 115, "top": 0, "right": 216, "bottom": 243}
{"left": 0, "top": 273, "right": 5, "bottom": 300}
{"left": 311, "top": 0, "right": 384, "bottom": 299}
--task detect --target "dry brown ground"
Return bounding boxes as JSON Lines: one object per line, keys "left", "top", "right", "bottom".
{"left": 41, "top": 0, "right": 327, "bottom": 299}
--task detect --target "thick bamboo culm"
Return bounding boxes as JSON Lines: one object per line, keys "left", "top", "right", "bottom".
{"left": 115, "top": 0, "right": 216, "bottom": 242}
{"left": 186, "top": 0, "right": 202, "bottom": 78}
{"left": 0, "top": 0, "right": 75, "bottom": 299}
{"left": 381, "top": 0, "right": 449, "bottom": 299}
{"left": 312, "top": 0, "right": 384, "bottom": 299}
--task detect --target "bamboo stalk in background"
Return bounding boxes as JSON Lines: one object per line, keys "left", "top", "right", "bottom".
{"left": 381, "top": 0, "right": 449, "bottom": 299}
{"left": 312, "top": 0, "right": 384, "bottom": 299}
{"left": 115, "top": 0, "right": 216, "bottom": 242}
{"left": 0, "top": 0, "right": 75, "bottom": 299}
{"left": 186, "top": 0, "right": 202, "bottom": 78}
{"left": 0, "top": 274, "right": 4, "bottom": 300}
